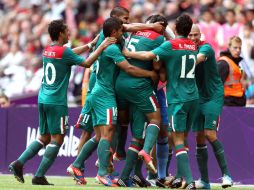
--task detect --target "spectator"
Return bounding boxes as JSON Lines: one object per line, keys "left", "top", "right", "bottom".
{"left": 0, "top": 92, "right": 10, "bottom": 108}
{"left": 218, "top": 36, "right": 247, "bottom": 106}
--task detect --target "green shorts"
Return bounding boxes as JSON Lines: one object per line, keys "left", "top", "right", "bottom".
{"left": 192, "top": 96, "right": 223, "bottom": 132}
{"left": 91, "top": 95, "right": 117, "bottom": 126}
{"left": 168, "top": 99, "right": 199, "bottom": 132}
{"left": 116, "top": 81, "right": 159, "bottom": 113}
{"left": 129, "top": 105, "right": 147, "bottom": 139}
{"left": 75, "top": 94, "right": 94, "bottom": 133}
{"left": 38, "top": 103, "right": 69, "bottom": 135}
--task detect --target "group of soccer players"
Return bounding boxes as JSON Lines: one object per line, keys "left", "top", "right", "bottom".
{"left": 8, "top": 5, "right": 234, "bottom": 190}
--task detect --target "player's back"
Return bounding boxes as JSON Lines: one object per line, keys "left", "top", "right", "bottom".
{"left": 39, "top": 45, "right": 83, "bottom": 106}
{"left": 155, "top": 38, "right": 199, "bottom": 103}
{"left": 118, "top": 30, "right": 164, "bottom": 87}
{"left": 196, "top": 42, "right": 224, "bottom": 101}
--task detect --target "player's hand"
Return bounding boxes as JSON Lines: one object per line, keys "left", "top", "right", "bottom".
{"left": 91, "top": 34, "right": 100, "bottom": 47}
{"left": 149, "top": 70, "right": 159, "bottom": 84}
{"left": 100, "top": 37, "right": 117, "bottom": 49}
{"left": 153, "top": 22, "right": 165, "bottom": 33}
{"left": 122, "top": 47, "right": 130, "bottom": 57}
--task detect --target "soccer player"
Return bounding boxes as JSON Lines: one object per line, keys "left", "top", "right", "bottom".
{"left": 123, "top": 13, "right": 198, "bottom": 189}
{"left": 115, "top": 14, "right": 167, "bottom": 187}
{"left": 188, "top": 24, "right": 233, "bottom": 189}
{"left": 68, "top": 6, "right": 164, "bottom": 184}
{"left": 8, "top": 19, "right": 115, "bottom": 185}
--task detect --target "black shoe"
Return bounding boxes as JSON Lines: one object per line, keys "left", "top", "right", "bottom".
{"left": 32, "top": 176, "right": 54, "bottom": 185}
{"left": 8, "top": 160, "right": 24, "bottom": 183}
{"left": 132, "top": 174, "right": 151, "bottom": 187}
{"left": 171, "top": 177, "right": 183, "bottom": 188}
{"left": 117, "top": 178, "right": 133, "bottom": 187}
{"left": 185, "top": 182, "right": 196, "bottom": 189}
{"left": 155, "top": 178, "right": 166, "bottom": 188}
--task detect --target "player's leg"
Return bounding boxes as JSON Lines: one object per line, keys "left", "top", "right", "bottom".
{"left": 193, "top": 109, "right": 211, "bottom": 189}
{"left": 203, "top": 99, "right": 232, "bottom": 188}
{"left": 170, "top": 101, "right": 197, "bottom": 189}
{"left": 9, "top": 103, "right": 50, "bottom": 183}
{"left": 33, "top": 104, "right": 68, "bottom": 185}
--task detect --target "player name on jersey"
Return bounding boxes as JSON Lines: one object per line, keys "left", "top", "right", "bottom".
{"left": 134, "top": 30, "right": 160, "bottom": 40}
{"left": 43, "top": 46, "right": 66, "bottom": 59}
{"left": 170, "top": 38, "right": 197, "bottom": 51}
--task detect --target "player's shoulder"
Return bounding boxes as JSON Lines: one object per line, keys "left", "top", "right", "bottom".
{"left": 199, "top": 41, "right": 214, "bottom": 53}
{"left": 104, "top": 44, "right": 121, "bottom": 53}
{"left": 133, "top": 29, "right": 163, "bottom": 40}
{"left": 43, "top": 45, "right": 68, "bottom": 59}
{"left": 169, "top": 38, "right": 197, "bottom": 52}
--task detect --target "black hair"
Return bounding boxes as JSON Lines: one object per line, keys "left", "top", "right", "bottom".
{"left": 145, "top": 14, "right": 168, "bottom": 28}
{"left": 103, "top": 17, "right": 123, "bottom": 37}
{"left": 110, "top": 6, "right": 129, "bottom": 18}
{"left": 175, "top": 14, "right": 193, "bottom": 37}
{"left": 48, "top": 20, "right": 67, "bottom": 41}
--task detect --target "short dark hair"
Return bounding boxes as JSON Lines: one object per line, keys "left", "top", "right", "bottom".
{"left": 145, "top": 14, "right": 168, "bottom": 28}
{"left": 110, "top": 6, "right": 129, "bottom": 18}
{"left": 48, "top": 20, "right": 67, "bottom": 41}
{"left": 175, "top": 14, "right": 193, "bottom": 37}
{"left": 103, "top": 17, "right": 123, "bottom": 37}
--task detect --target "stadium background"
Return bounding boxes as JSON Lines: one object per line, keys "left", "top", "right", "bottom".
{"left": 0, "top": 0, "right": 254, "bottom": 187}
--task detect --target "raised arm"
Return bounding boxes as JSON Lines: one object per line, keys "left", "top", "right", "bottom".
{"left": 80, "top": 37, "right": 116, "bottom": 68}
{"left": 122, "top": 47, "right": 156, "bottom": 61}
{"left": 123, "top": 22, "right": 164, "bottom": 33}
{"left": 72, "top": 34, "right": 100, "bottom": 55}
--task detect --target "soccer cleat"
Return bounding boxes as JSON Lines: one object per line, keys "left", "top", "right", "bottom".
{"left": 113, "top": 152, "right": 126, "bottom": 161}
{"left": 96, "top": 174, "right": 118, "bottom": 187}
{"left": 165, "top": 175, "right": 175, "bottom": 187}
{"left": 8, "top": 160, "right": 24, "bottom": 183}
{"left": 67, "top": 165, "right": 87, "bottom": 185}
{"left": 132, "top": 174, "right": 151, "bottom": 187}
{"left": 221, "top": 175, "right": 233, "bottom": 188}
{"left": 195, "top": 179, "right": 211, "bottom": 189}
{"left": 108, "top": 174, "right": 118, "bottom": 184}
{"left": 155, "top": 178, "right": 167, "bottom": 188}
{"left": 32, "top": 176, "right": 54, "bottom": 185}
{"left": 185, "top": 182, "right": 196, "bottom": 189}
{"left": 138, "top": 150, "right": 157, "bottom": 174}
{"left": 117, "top": 178, "right": 134, "bottom": 187}
{"left": 171, "top": 177, "right": 183, "bottom": 188}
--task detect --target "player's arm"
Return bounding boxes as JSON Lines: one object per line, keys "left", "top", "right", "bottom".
{"left": 123, "top": 48, "right": 156, "bottom": 61}
{"left": 159, "top": 64, "right": 167, "bottom": 82}
{"left": 72, "top": 34, "right": 100, "bottom": 55}
{"left": 196, "top": 53, "right": 206, "bottom": 64}
{"left": 123, "top": 22, "right": 164, "bottom": 33}
{"left": 117, "top": 60, "right": 158, "bottom": 82}
{"left": 80, "top": 37, "right": 116, "bottom": 68}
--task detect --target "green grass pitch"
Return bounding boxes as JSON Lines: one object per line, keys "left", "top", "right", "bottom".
{"left": 0, "top": 175, "right": 253, "bottom": 190}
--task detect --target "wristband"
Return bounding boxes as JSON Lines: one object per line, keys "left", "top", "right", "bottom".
{"left": 87, "top": 43, "right": 92, "bottom": 49}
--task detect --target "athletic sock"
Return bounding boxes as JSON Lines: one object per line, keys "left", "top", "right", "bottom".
{"left": 97, "top": 139, "right": 111, "bottom": 176}
{"left": 156, "top": 137, "right": 169, "bottom": 179}
{"left": 196, "top": 144, "right": 209, "bottom": 183}
{"left": 18, "top": 140, "right": 44, "bottom": 165}
{"left": 72, "top": 137, "right": 98, "bottom": 169}
{"left": 121, "top": 141, "right": 142, "bottom": 180}
{"left": 175, "top": 144, "right": 193, "bottom": 184}
{"left": 166, "top": 148, "right": 173, "bottom": 176}
{"left": 35, "top": 141, "right": 60, "bottom": 177}
{"left": 143, "top": 123, "right": 160, "bottom": 153}
{"left": 116, "top": 124, "right": 128, "bottom": 157}
{"left": 210, "top": 140, "right": 230, "bottom": 176}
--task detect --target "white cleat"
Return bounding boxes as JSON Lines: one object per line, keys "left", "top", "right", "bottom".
{"left": 222, "top": 175, "right": 233, "bottom": 188}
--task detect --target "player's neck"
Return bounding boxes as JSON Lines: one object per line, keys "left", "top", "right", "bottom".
{"left": 51, "top": 40, "right": 64, "bottom": 46}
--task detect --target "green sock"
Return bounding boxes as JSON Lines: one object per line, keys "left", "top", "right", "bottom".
{"left": 121, "top": 141, "right": 142, "bottom": 180}
{"left": 166, "top": 148, "right": 173, "bottom": 176}
{"left": 134, "top": 159, "right": 143, "bottom": 176}
{"left": 72, "top": 137, "right": 98, "bottom": 169}
{"left": 35, "top": 141, "right": 60, "bottom": 177}
{"left": 18, "top": 140, "right": 44, "bottom": 165}
{"left": 97, "top": 139, "right": 111, "bottom": 176}
{"left": 210, "top": 140, "right": 230, "bottom": 176}
{"left": 143, "top": 124, "right": 159, "bottom": 153}
{"left": 148, "top": 171, "right": 157, "bottom": 180}
{"left": 175, "top": 144, "right": 193, "bottom": 184}
{"left": 116, "top": 124, "right": 128, "bottom": 156}
{"left": 196, "top": 144, "right": 209, "bottom": 183}
{"left": 111, "top": 124, "right": 119, "bottom": 152}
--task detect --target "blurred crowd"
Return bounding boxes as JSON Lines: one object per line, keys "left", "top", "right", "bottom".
{"left": 0, "top": 0, "right": 253, "bottom": 104}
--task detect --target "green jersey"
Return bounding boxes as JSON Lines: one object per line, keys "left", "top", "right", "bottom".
{"left": 118, "top": 29, "right": 164, "bottom": 87}
{"left": 195, "top": 42, "right": 224, "bottom": 102}
{"left": 38, "top": 45, "right": 84, "bottom": 106}
{"left": 92, "top": 44, "right": 126, "bottom": 97}
{"left": 152, "top": 37, "right": 199, "bottom": 103}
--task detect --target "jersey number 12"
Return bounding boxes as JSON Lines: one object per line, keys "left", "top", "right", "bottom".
{"left": 180, "top": 55, "right": 196, "bottom": 78}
